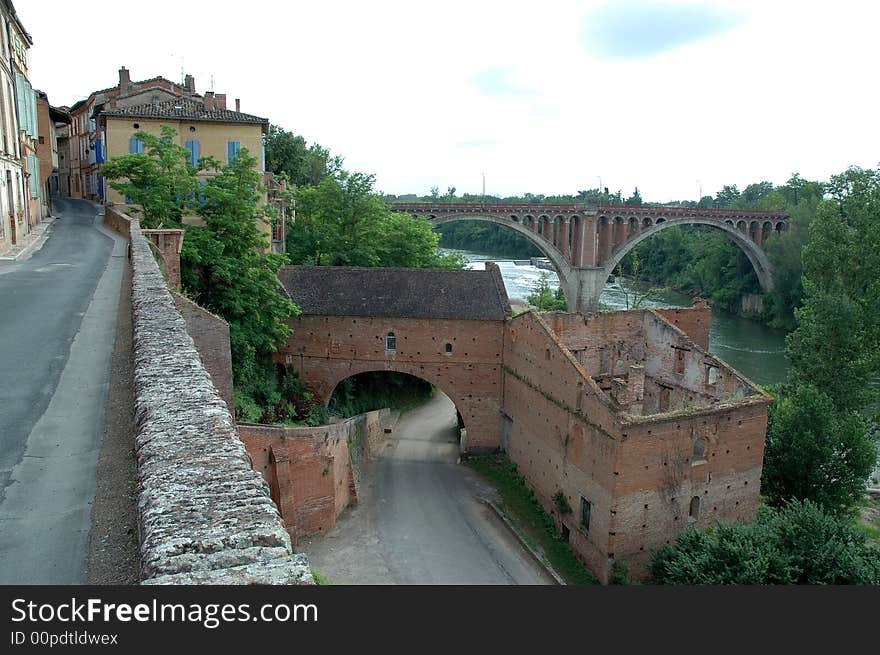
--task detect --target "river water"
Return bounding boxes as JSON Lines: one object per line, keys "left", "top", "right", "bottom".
{"left": 450, "top": 249, "right": 789, "bottom": 386}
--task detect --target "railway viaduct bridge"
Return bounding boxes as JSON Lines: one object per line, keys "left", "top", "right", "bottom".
{"left": 393, "top": 203, "right": 789, "bottom": 312}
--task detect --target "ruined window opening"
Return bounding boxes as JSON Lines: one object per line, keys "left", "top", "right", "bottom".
{"left": 445, "top": 342, "right": 453, "bottom": 354}
{"left": 674, "top": 347, "right": 686, "bottom": 374}
{"left": 580, "top": 497, "right": 591, "bottom": 533}
{"left": 560, "top": 524, "right": 570, "bottom": 543}
{"left": 706, "top": 365, "right": 719, "bottom": 385}
{"left": 688, "top": 496, "right": 701, "bottom": 523}
{"left": 385, "top": 332, "right": 397, "bottom": 352}
{"left": 693, "top": 436, "right": 708, "bottom": 463}
{"left": 659, "top": 386, "right": 671, "bottom": 412}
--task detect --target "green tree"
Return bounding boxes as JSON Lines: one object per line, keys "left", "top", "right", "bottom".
{"left": 527, "top": 273, "right": 567, "bottom": 311}
{"left": 624, "top": 187, "right": 643, "bottom": 206}
{"left": 264, "top": 124, "right": 342, "bottom": 188}
{"left": 179, "top": 149, "right": 299, "bottom": 419}
{"left": 651, "top": 500, "right": 880, "bottom": 585}
{"left": 100, "top": 125, "right": 199, "bottom": 227}
{"left": 761, "top": 385, "right": 875, "bottom": 512}
{"left": 288, "top": 171, "right": 464, "bottom": 269}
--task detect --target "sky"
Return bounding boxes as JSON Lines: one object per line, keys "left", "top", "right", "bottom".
{"left": 16, "top": 0, "right": 880, "bottom": 202}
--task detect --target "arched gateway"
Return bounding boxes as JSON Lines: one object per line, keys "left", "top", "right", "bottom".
{"left": 393, "top": 203, "right": 789, "bottom": 312}
{"left": 275, "top": 265, "right": 510, "bottom": 452}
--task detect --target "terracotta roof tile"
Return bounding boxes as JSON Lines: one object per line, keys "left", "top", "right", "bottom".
{"left": 278, "top": 266, "right": 508, "bottom": 321}
{"left": 100, "top": 97, "right": 268, "bottom": 125}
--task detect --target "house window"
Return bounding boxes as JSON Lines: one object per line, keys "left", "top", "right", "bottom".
{"left": 659, "top": 386, "right": 671, "bottom": 411}
{"left": 445, "top": 342, "right": 453, "bottom": 354}
{"left": 185, "top": 139, "right": 200, "bottom": 167}
{"left": 129, "top": 137, "right": 144, "bottom": 154}
{"left": 689, "top": 496, "right": 701, "bottom": 523}
{"left": 227, "top": 140, "right": 241, "bottom": 165}
{"left": 580, "top": 497, "right": 591, "bottom": 533}
{"left": 385, "top": 332, "right": 397, "bottom": 352}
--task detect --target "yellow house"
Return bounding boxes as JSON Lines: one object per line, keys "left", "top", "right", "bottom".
{"left": 99, "top": 95, "right": 273, "bottom": 243}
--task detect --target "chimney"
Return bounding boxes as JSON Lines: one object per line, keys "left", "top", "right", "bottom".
{"left": 214, "top": 93, "right": 226, "bottom": 110}
{"left": 235, "top": 98, "right": 240, "bottom": 112}
{"left": 203, "top": 91, "right": 215, "bottom": 111}
{"left": 184, "top": 74, "right": 195, "bottom": 93}
{"left": 118, "top": 66, "right": 131, "bottom": 92}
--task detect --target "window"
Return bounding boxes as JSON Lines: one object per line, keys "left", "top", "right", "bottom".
{"left": 227, "top": 140, "right": 241, "bottom": 165}
{"left": 659, "top": 386, "right": 671, "bottom": 411}
{"left": 693, "top": 436, "right": 707, "bottom": 462}
{"left": 580, "top": 497, "right": 591, "bottom": 533}
{"left": 129, "top": 137, "right": 144, "bottom": 154}
{"left": 445, "top": 342, "right": 453, "bottom": 354}
{"left": 385, "top": 332, "right": 397, "bottom": 352}
{"left": 706, "top": 365, "right": 719, "bottom": 385}
{"left": 674, "top": 347, "right": 686, "bottom": 374}
{"left": 185, "top": 139, "right": 200, "bottom": 167}
{"left": 688, "top": 496, "right": 701, "bottom": 523}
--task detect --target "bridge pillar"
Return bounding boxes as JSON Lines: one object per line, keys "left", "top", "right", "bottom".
{"left": 581, "top": 216, "right": 597, "bottom": 267}
{"left": 559, "top": 267, "right": 609, "bottom": 314}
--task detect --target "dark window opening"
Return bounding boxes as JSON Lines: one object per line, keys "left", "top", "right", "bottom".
{"left": 445, "top": 342, "right": 453, "bottom": 354}
{"left": 580, "top": 497, "right": 591, "bottom": 533}
{"left": 385, "top": 332, "right": 397, "bottom": 351}
{"left": 689, "top": 496, "right": 701, "bottom": 523}
{"left": 693, "top": 436, "right": 708, "bottom": 461}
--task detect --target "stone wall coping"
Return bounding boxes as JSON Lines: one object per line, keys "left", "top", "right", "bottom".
{"left": 124, "top": 208, "right": 312, "bottom": 585}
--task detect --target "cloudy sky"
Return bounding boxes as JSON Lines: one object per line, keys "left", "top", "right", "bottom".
{"left": 18, "top": 0, "right": 880, "bottom": 202}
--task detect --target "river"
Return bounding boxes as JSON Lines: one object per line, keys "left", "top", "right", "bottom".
{"left": 450, "top": 249, "right": 789, "bottom": 386}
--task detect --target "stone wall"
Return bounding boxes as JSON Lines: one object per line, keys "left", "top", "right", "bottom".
{"left": 278, "top": 314, "right": 504, "bottom": 452}
{"left": 172, "top": 292, "right": 235, "bottom": 413}
{"left": 126, "top": 212, "right": 311, "bottom": 584}
{"left": 238, "top": 410, "right": 390, "bottom": 544}
{"left": 654, "top": 300, "right": 712, "bottom": 351}
{"left": 104, "top": 204, "right": 132, "bottom": 238}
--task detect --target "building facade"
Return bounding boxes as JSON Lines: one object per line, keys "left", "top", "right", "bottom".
{"left": 0, "top": 0, "right": 31, "bottom": 252}
{"left": 100, "top": 95, "right": 271, "bottom": 241}
{"left": 64, "top": 66, "right": 196, "bottom": 202}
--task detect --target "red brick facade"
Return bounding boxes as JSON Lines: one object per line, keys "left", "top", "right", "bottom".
{"left": 276, "top": 315, "right": 505, "bottom": 452}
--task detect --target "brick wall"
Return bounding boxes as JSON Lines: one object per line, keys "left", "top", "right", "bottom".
{"left": 125, "top": 210, "right": 311, "bottom": 584}
{"left": 141, "top": 229, "right": 183, "bottom": 289}
{"left": 278, "top": 315, "right": 504, "bottom": 452}
{"left": 654, "top": 300, "right": 711, "bottom": 350}
{"left": 104, "top": 205, "right": 132, "bottom": 238}
{"left": 239, "top": 410, "right": 390, "bottom": 544}
{"left": 501, "top": 309, "right": 770, "bottom": 583}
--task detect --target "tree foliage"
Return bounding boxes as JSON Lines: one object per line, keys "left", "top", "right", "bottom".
{"left": 288, "top": 171, "right": 464, "bottom": 269}
{"left": 527, "top": 273, "right": 567, "bottom": 311}
{"left": 761, "top": 385, "right": 875, "bottom": 512}
{"left": 264, "top": 124, "right": 342, "bottom": 188}
{"left": 651, "top": 500, "right": 880, "bottom": 584}
{"left": 100, "top": 126, "right": 198, "bottom": 228}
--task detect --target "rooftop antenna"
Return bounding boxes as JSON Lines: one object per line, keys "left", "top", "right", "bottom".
{"left": 482, "top": 172, "right": 486, "bottom": 201}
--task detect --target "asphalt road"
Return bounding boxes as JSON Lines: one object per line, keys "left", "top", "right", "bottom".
{"left": 302, "top": 393, "right": 555, "bottom": 585}
{"left": 0, "top": 198, "right": 125, "bottom": 583}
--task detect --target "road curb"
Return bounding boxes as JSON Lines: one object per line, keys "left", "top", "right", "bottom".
{"left": 480, "top": 498, "right": 566, "bottom": 585}
{"left": 0, "top": 219, "right": 55, "bottom": 261}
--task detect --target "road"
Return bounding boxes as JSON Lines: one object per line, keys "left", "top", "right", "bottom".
{"left": 0, "top": 198, "right": 126, "bottom": 583}
{"left": 301, "top": 393, "right": 555, "bottom": 584}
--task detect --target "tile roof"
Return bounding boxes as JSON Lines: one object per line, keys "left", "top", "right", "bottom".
{"left": 100, "top": 97, "right": 268, "bottom": 125}
{"left": 278, "top": 266, "right": 509, "bottom": 321}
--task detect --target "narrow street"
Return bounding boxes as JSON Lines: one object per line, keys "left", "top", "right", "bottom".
{"left": 301, "top": 393, "right": 555, "bottom": 585}
{"left": 0, "top": 198, "right": 126, "bottom": 583}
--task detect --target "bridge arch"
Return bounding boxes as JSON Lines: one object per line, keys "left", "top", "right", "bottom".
{"left": 419, "top": 210, "right": 575, "bottom": 277}
{"left": 601, "top": 217, "right": 775, "bottom": 291}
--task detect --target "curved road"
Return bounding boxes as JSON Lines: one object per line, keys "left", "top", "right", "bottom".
{"left": 0, "top": 198, "right": 126, "bottom": 583}
{"left": 302, "top": 393, "right": 554, "bottom": 585}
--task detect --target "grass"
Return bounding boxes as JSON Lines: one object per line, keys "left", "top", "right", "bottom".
{"left": 857, "top": 496, "right": 880, "bottom": 545}
{"left": 466, "top": 454, "right": 598, "bottom": 585}
{"left": 311, "top": 569, "right": 331, "bottom": 585}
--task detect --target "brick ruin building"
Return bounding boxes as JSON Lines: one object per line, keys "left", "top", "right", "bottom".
{"left": 261, "top": 264, "right": 771, "bottom": 582}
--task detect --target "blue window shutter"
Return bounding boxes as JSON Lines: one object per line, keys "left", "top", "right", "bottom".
{"left": 227, "top": 141, "right": 240, "bottom": 165}
{"left": 129, "top": 137, "right": 137, "bottom": 153}
{"left": 137, "top": 139, "right": 144, "bottom": 154}
{"left": 185, "top": 140, "right": 200, "bottom": 167}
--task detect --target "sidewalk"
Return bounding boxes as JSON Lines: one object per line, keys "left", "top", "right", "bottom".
{"left": 0, "top": 216, "right": 56, "bottom": 261}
